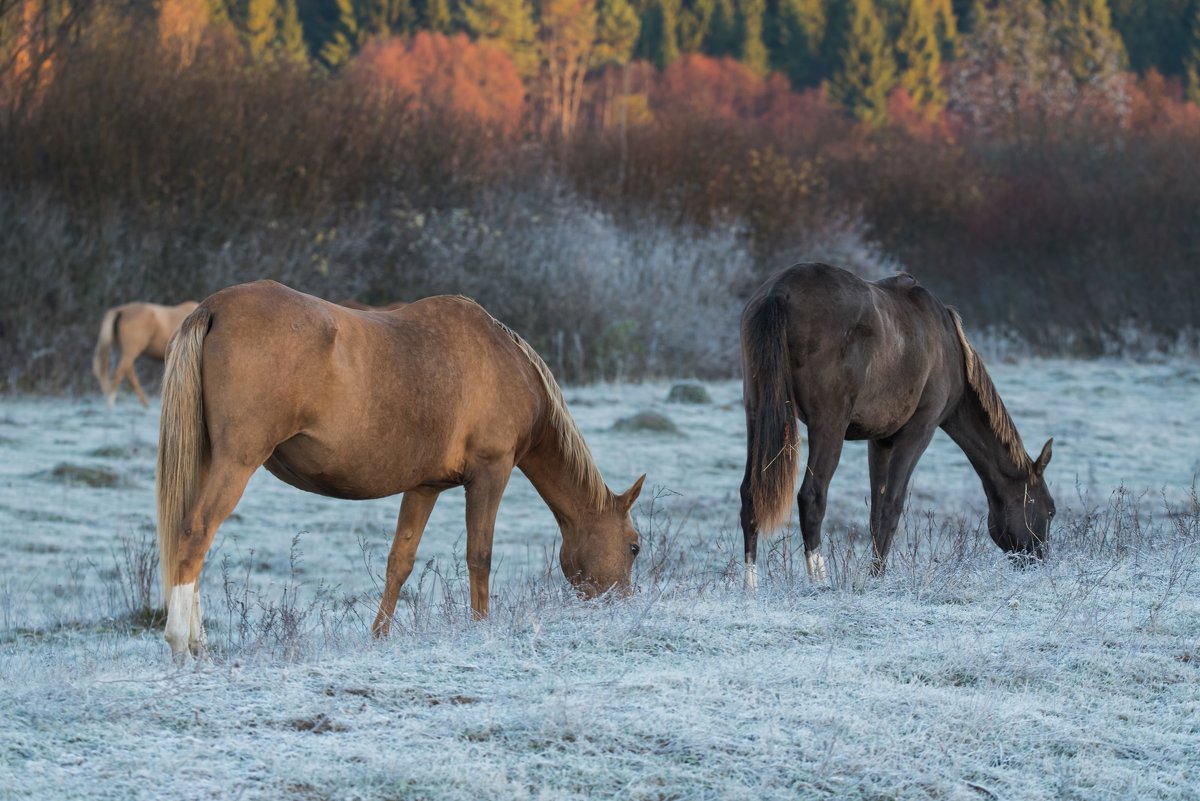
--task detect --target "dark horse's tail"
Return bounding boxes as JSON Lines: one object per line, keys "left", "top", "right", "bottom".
{"left": 742, "top": 291, "right": 799, "bottom": 533}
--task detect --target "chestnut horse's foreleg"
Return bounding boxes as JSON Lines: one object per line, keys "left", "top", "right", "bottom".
{"left": 868, "top": 424, "right": 937, "bottom": 575}
{"left": 372, "top": 487, "right": 441, "bottom": 638}
{"left": 463, "top": 467, "right": 512, "bottom": 620}
{"left": 797, "top": 420, "right": 848, "bottom": 583}
{"left": 164, "top": 457, "right": 257, "bottom": 660}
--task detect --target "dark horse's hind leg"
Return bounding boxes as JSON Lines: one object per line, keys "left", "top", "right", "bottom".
{"left": 739, "top": 467, "right": 758, "bottom": 589}
{"left": 798, "top": 419, "right": 848, "bottom": 583}
{"left": 867, "top": 423, "right": 937, "bottom": 575}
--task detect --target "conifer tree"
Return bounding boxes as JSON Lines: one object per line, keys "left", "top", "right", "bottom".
{"left": 461, "top": 0, "right": 540, "bottom": 76}
{"left": 634, "top": 0, "right": 679, "bottom": 68}
{"left": 896, "top": 0, "right": 945, "bottom": 115}
{"left": 1186, "top": 3, "right": 1200, "bottom": 104}
{"left": 929, "top": 0, "right": 957, "bottom": 59}
{"left": 769, "top": 0, "right": 825, "bottom": 88}
{"left": 320, "top": 0, "right": 359, "bottom": 67}
{"left": 829, "top": 0, "right": 897, "bottom": 125}
{"left": 360, "top": 0, "right": 417, "bottom": 36}
{"left": 1054, "top": 0, "right": 1127, "bottom": 84}
{"left": 702, "top": 0, "right": 736, "bottom": 56}
{"left": 677, "top": 0, "right": 714, "bottom": 53}
{"left": 422, "top": 0, "right": 454, "bottom": 33}
{"left": 737, "top": 0, "right": 768, "bottom": 73}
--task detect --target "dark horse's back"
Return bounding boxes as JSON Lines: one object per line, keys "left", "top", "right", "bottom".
{"left": 741, "top": 263, "right": 962, "bottom": 442}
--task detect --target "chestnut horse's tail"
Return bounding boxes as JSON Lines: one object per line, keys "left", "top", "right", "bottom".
{"left": 156, "top": 307, "right": 210, "bottom": 603}
{"left": 742, "top": 291, "right": 799, "bottom": 532}
{"left": 92, "top": 308, "right": 120, "bottom": 396}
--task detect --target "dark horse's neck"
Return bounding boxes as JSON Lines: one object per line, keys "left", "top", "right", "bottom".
{"left": 941, "top": 392, "right": 1029, "bottom": 506}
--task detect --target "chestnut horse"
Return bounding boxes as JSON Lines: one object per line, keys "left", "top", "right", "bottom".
{"left": 156, "top": 281, "right": 644, "bottom": 659}
{"left": 93, "top": 301, "right": 198, "bottom": 407}
{"left": 740, "top": 264, "right": 1054, "bottom": 587}
{"left": 338, "top": 299, "right": 408, "bottom": 311}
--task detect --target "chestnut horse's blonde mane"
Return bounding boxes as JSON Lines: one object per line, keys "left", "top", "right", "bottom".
{"left": 949, "top": 308, "right": 1034, "bottom": 476}
{"left": 488, "top": 313, "right": 610, "bottom": 511}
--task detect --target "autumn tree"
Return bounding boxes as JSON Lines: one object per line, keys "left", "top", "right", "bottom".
{"left": 352, "top": 31, "right": 525, "bottom": 130}
{"left": 539, "top": 0, "right": 595, "bottom": 137}
{"left": 243, "top": 0, "right": 306, "bottom": 63}
{"left": 461, "top": 0, "right": 539, "bottom": 77}
{"left": 735, "top": 0, "right": 767, "bottom": 73}
{"left": 829, "top": 0, "right": 897, "bottom": 125}
{"left": 896, "top": 0, "right": 945, "bottom": 116}
{"left": 1051, "top": 0, "right": 1127, "bottom": 85}
{"left": 158, "top": 0, "right": 220, "bottom": 66}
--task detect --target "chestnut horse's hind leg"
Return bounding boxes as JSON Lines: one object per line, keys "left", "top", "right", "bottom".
{"left": 164, "top": 456, "right": 258, "bottom": 659}
{"left": 372, "top": 487, "right": 442, "bottom": 638}
{"left": 463, "top": 466, "right": 512, "bottom": 620}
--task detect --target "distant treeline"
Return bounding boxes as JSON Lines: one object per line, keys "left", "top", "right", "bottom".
{"left": 0, "top": 0, "right": 1198, "bottom": 391}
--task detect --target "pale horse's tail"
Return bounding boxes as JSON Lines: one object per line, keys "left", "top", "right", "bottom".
{"left": 156, "top": 307, "right": 210, "bottom": 606}
{"left": 91, "top": 308, "right": 120, "bottom": 399}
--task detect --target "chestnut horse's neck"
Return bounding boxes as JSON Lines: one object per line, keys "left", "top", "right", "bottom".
{"left": 518, "top": 419, "right": 609, "bottom": 527}
{"left": 487, "top": 316, "right": 611, "bottom": 526}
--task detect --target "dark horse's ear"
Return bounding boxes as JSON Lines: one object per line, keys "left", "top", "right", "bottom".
{"left": 1034, "top": 438, "right": 1053, "bottom": 475}
{"left": 617, "top": 474, "right": 647, "bottom": 511}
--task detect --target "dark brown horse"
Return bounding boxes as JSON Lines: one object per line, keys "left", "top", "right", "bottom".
{"left": 739, "top": 263, "right": 1054, "bottom": 587}
{"left": 157, "top": 281, "right": 644, "bottom": 659}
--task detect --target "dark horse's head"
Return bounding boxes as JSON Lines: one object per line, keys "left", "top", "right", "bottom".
{"left": 989, "top": 439, "right": 1055, "bottom": 562}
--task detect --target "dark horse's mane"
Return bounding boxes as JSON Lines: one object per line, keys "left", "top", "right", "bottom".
{"left": 948, "top": 308, "right": 1034, "bottom": 477}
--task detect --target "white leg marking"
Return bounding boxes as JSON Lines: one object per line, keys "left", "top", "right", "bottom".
{"left": 188, "top": 587, "right": 207, "bottom": 658}
{"left": 744, "top": 561, "right": 759, "bottom": 591}
{"left": 165, "top": 584, "right": 195, "bottom": 659}
{"left": 805, "top": 551, "right": 827, "bottom": 583}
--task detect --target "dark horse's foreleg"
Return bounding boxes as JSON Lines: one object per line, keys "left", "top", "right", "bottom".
{"left": 868, "top": 424, "right": 937, "bottom": 575}
{"left": 372, "top": 487, "right": 442, "bottom": 638}
{"left": 464, "top": 466, "right": 512, "bottom": 619}
{"left": 798, "top": 420, "right": 848, "bottom": 583}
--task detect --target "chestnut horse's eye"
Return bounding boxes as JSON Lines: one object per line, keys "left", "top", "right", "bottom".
{"left": 630, "top": 543, "right": 640, "bottom": 558}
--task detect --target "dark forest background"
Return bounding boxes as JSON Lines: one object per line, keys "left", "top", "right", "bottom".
{"left": 2, "top": 0, "right": 1199, "bottom": 389}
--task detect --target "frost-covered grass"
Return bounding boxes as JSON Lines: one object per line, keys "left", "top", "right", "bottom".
{"left": 1, "top": 360, "right": 1199, "bottom": 799}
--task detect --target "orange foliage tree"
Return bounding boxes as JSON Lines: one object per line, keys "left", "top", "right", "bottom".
{"left": 351, "top": 31, "right": 525, "bottom": 133}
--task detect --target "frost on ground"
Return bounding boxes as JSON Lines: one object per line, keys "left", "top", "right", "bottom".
{"left": 1, "top": 360, "right": 1198, "bottom": 800}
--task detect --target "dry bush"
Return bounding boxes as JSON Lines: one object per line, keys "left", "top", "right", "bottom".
{"left": 350, "top": 32, "right": 526, "bottom": 134}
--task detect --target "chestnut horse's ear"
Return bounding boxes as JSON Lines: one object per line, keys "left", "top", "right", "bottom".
{"left": 617, "top": 474, "right": 647, "bottom": 511}
{"left": 1034, "top": 438, "right": 1053, "bottom": 475}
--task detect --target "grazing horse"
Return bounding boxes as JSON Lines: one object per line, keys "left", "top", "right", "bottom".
{"left": 156, "top": 281, "right": 645, "bottom": 659}
{"left": 739, "top": 263, "right": 1054, "bottom": 587}
{"left": 92, "top": 301, "right": 199, "bottom": 407}
{"left": 338, "top": 299, "right": 408, "bottom": 311}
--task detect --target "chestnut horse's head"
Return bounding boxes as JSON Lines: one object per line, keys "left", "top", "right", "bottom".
{"left": 559, "top": 474, "right": 645, "bottom": 598}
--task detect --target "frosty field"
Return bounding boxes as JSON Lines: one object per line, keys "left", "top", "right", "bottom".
{"left": 1, "top": 360, "right": 1198, "bottom": 800}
